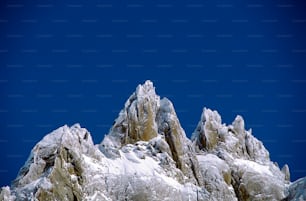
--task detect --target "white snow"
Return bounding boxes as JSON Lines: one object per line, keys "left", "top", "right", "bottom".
{"left": 234, "top": 158, "right": 272, "bottom": 176}
{"left": 81, "top": 143, "right": 189, "bottom": 198}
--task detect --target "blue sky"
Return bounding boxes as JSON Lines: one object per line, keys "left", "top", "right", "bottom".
{"left": 1, "top": 0, "right": 306, "bottom": 186}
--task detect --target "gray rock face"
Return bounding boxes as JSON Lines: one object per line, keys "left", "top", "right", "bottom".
{"left": 286, "top": 177, "right": 306, "bottom": 200}
{"left": 7, "top": 124, "right": 101, "bottom": 201}
{"left": 192, "top": 108, "right": 270, "bottom": 164}
{"left": 0, "top": 80, "right": 305, "bottom": 201}
{"left": 191, "top": 108, "right": 291, "bottom": 201}
{"left": 156, "top": 98, "right": 204, "bottom": 186}
{"left": 197, "top": 154, "right": 237, "bottom": 201}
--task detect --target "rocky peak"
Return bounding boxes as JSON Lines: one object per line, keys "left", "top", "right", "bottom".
{"left": 192, "top": 108, "right": 270, "bottom": 164}
{"left": 192, "top": 108, "right": 291, "bottom": 200}
{"left": 7, "top": 124, "right": 102, "bottom": 200}
{"left": 156, "top": 98, "right": 204, "bottom": 186}
{"left": 100, "top": 80, "right": 160, "bottom": 149}
{"left": 100, "top": 80, "right": 203, "bottom": 186}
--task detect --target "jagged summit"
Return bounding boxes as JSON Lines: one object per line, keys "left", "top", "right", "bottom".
{"left": 192, "top": 108, "right": 270, "bottom": 164}
{"left": 100, "top": 80, "right": 160, "bottom": 148}
{"left": 135, "top": 80, "right": 158, "bottom": 99}
{"left": 1, "top": 80, "right": 305, "bottom": 201}
{"left": 100, "top": 80, "right": 204, "bottom": 186}
{"left": 191, "top": 108, "right": 290, "bottom": 200}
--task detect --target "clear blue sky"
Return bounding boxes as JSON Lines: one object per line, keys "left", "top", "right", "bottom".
{"left": 1, "top": 0, "right": 306, "bottom": 186}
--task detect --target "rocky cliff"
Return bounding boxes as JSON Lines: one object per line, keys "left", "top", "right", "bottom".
{"left": 1, "top": 80, "right": 305, "bottom": 201}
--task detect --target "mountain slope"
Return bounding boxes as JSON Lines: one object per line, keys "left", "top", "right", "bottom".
{"left": 0, "top": 80, "right": 305, "bottom": 201}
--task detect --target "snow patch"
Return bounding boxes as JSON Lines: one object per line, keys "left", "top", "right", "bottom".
{"left": 234, "top": 159, "right": 272, "bottom": 176}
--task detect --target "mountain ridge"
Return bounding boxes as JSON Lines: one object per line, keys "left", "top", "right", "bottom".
{"left": 1, "top": 80, "right": 305, "bottom": 201}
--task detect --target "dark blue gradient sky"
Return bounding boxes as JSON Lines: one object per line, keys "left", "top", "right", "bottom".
{"left": 1, "top": 0, "right": 306, "bottom": 187}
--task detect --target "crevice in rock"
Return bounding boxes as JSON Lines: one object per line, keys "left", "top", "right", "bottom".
{"left": 189, "top": 157, "right": 201, "bottom": 186}
{"left": 73, "top": 192, "right": 78, "bottom": 201}
{"left": 231, "top": 170, "right": 242, "bottom": 201}
{"left": 164, "top": 126, "right": 181, "bottom": 170}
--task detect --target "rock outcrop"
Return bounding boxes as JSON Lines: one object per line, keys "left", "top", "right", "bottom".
{"left": 191, "top": 108, "right": 290, "bottom": 200}
{"left": 102, "top": 81, "right": 160, "bottom": 148}
{"left": 100, "top": 81, "right": 203, "bottom": 186}
{"left": 286, "top": 177, "right": 306, "bottom": 200}
{"left": 1, "top": 80, "right": 305, "bottom": 201}
{"left": 6, "top": 124, "right": 101, "bottom": 200}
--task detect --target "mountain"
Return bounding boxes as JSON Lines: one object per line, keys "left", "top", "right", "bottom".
{"left": 1, "top": 80, "right": 305, "bottom": 201}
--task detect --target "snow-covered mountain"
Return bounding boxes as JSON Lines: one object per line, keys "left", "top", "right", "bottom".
{"left": 1, "top": 80, "right": 305, "bottom": 201}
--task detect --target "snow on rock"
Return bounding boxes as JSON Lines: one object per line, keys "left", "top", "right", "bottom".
{"left": 101, "top": 80, "right": 160, "bottom": 149}
{"left": 192, "top": 108, "right": 270, "bottom": 164}
{"left": 233, "top": 159, "right": 273, "bottom": 176}
{"left": 192, "top": 108, "right": 222, "bottom": 151}
{"left": 282, "top": 164, "right": 291, "bottom": 182}
{"left": 156, "top": 98, "right": 204, "bottom": 186}
{"left": 0, "top": 187, "right": 15, "bottom": 201}
{"left": 231, "top": 158, "right": 288, "bottom": 201}
{"left": 197, "top": 154, "right": 237, "bottom": 201}
{"left": 192, "top": 107, "right": 291, "bottom": 201}
{"left": 1, "top": 80, "right": 304, "bottom": 201}
{"left": 100, "top": 80, "right": 204, "bottom": 186}
{"left": 82, "top": 140, "right": 208, "bottom": 200}
{"left": 7, "top": 123, "right": 102, "bottom": 201}
{"left": 287, "top": 177, "right": 306, "bottom": 200}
